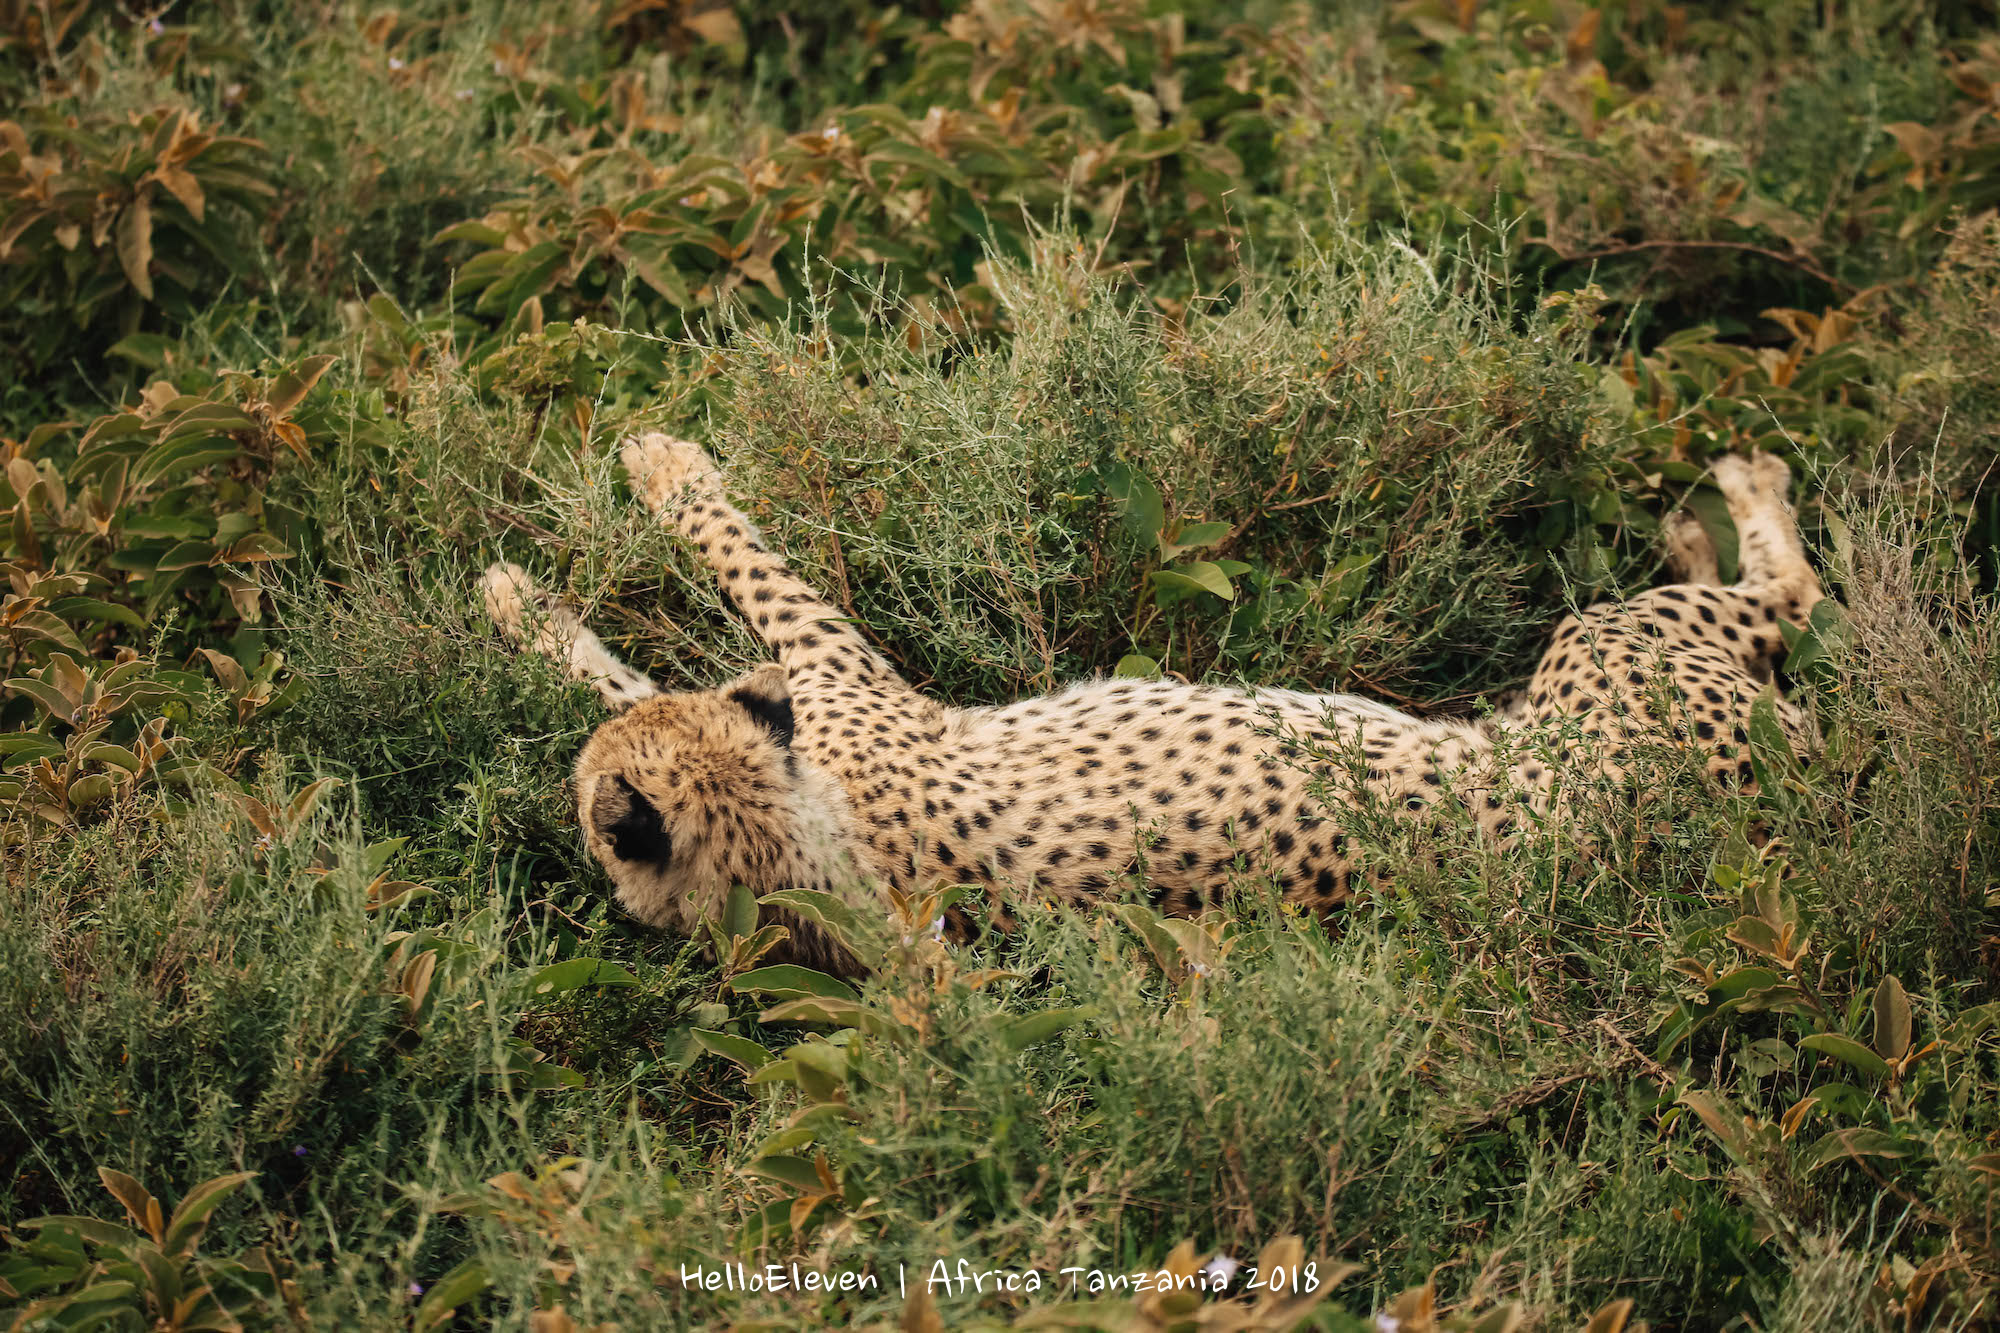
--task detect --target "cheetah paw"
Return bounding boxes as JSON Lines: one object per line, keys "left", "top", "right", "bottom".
{"left": 621, "top": 431, "right": 722, "bottom": 513}
{"left": 1660, "top": 510, "right": 1720, "bottom": 585}
{"left": 1711, "top": 451, "right": 1794, "bottom": 505}
{"left": 480, "top": 561, "right": 542, "bottom": 640}
{"left": 1748, "top": 449, "right": 1795, "bottom": 496}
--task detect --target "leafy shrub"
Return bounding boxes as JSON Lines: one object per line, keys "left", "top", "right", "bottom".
{"left": 0, "top": 1168, "right": 305, "bottom": 1330}
{"left": 691, "top": 235, "right": 1613, "bottom": 703}
{"left": 0, "top": 106, "right": 276, "bottom": 380}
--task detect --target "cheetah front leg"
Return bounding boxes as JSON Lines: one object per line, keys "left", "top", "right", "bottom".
{"left": 480, "top": 562, "right": 660, "bottom": 711}
{"left": 1660, "top": 510, "right": 1721, "bottom": 586}
{"left": 619, "top": 433, "right": 911, "bottom": 691}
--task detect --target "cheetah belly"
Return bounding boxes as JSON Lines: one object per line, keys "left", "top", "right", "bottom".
{"left": 893, "top": 679, "right": 1481, "bottom": 916}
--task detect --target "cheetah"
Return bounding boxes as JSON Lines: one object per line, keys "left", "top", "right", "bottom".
{"left": 483, "top": 438, "right": 1824, "bottom": 973}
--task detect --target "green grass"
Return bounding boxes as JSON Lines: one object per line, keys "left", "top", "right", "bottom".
{"left": 2, "top": 2, "right": 1998, "bottom": 1329}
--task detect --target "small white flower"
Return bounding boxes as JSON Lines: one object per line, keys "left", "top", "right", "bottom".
{"left": 929, "top": 915, "right": 945, "bottom": 940}
{"left": 388, "top": 57, "right": 405, "bottom": 71}
{"left": 821, "top": 124, "right": 840, "bottom": 142}
{"left": 1374, "top": 1315, "right": 1401, "bottom": 1333}
{"left": 147, "top": 17, "right": 164, "bottom": 34}
{"left": 1189, "top": 961, "right": 1212, "bottom": 977}
{"left": 456, "top": 89, "right": 476, "bottom": 101}
{"left": 1201, "top": 1254, "right": 1239, "bottom": 1286}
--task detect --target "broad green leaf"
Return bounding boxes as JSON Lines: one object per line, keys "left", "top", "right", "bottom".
{"left": 219, "top": 532, "right": 292, "bottom": 563}
{"left": 736, "top": 1197, "right": 802, "bottom": 1249}
{"left": 1745, "top": 691, "right": 1799, "bottom": 789}
{"left": 0, "top": 609, "right": 86, "bottom": 653}
{"left": 19, "top": 1217, "right": 141, "bottom": 1248}
{"left": 761, "top": 1041, "right": 846, "bottom": 1102}
{"left": 413, "top": 1259, "right": 491, "bottom": 1332}
{"left": 10, "top": 673, "right": 85, "bottom": 720}
{"left": 96, "top": 1169, "right": 163, "bottom": 1243}
{"left": 432, "top": 220, "right": 506, "bottom": 247}
{"left": 283, "top": 776, "right": 339, "bottom": 826}
{"left": 134, "top": 435, "right": 240, "bottom": 488}
{"left": 1000, "top": 1007, "right": 1087, "bottom": 1052}
{"left": 1110, "top": 901, "right": 1181, "bottom": 975}
{"left": 726, "top": 965, "right": 858, "bottom": 1002}
{"left": 1160, "top": 519, "right": 1229, "bottom": 557}
{"left": 1871, "top": 975, "right": 1911, "bottom": 1061}
{"left": 161, "top": 1171, "right": 256, "bottom": 1258}
{"left": 867, "top": 138, "right": 968, "bottom": 188}
{"left": 1802, "top": 1080, "right": 1872, "bottom": 1121}
{"left": 721, "top": 882, "right": 759, "bottom": 941}
{"left": 518, "top": 957, "right": 641, "bottom": 998}
{"left": 80, "top": 743, "right": 142, "bottom": 773}
{"left": 742, "top": 1154, "right": 825, "bottom": 1193}
{"left": 628, "top": 254, "right": 694, "bottom": 307}
{"left": 117, "top": 192, "right": 153, "bottom": 299}
{"left": 154, "top": 540, "right": 216, "bottom": 572}
{"left": 159, "top": 404, "right": 257, "bottom": 440}
{"left": 478, "top": 241, "right": 567, "bottom": 317}
{"left": 1803, "top": 1126, "right": 1907, "bottom": 1172}
{"left": 754, "top": 1127, "right": 818, "bottom": 1159}
{"left": 265, "top": 355, "right": 338, "bottom": 415}
{"left": 42, "top": 597, "right": 146, "bottom": 631}
{"left": 1153, "top": 560, "right": 1235, "bottom": 601}
{"left": 1798, "top": 1033, "right": 1891, "bottom": 1080}
{"left": 759, "top": 995, "right": 874, "bottom": 1029}
{"left": 1677, "top": 1089, "right": 1750, "bottom": 1157}
{"left": 1097, "top": 461, "right": 1164, "bottom": 548}
{"left": 0, "top": 734, "right": 64, "bottom": 763}
{"left": 1680, "top": 487, "right": 1741, "bottom": 584}
{"left": 107, "top": 333, "right": 176, "bottom": 369}
{"left": 67, "top": 774, "right": 116, "bottom": 805}
{"left": 758, "top": 888, "right": 879, "bottom": 967}
{"left": 691, "top": 1028, "right": 773, "bottom": 1072}
{"left": 1112, "top": 653, "right": 1161, "bottom": 679}
{"left": 1709, "top": 965, "right": 1781, "bottom": 1000}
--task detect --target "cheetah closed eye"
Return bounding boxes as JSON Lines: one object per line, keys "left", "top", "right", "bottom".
{"left": 484, "top": 436, "right": 1827, "bottom": 975}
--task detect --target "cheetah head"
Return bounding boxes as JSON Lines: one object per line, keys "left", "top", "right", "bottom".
{"left": 571, "top": 664, "right": 855, "bottom": 942}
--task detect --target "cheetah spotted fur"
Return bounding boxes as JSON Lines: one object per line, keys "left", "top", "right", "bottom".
{"left": 483, "top": 438, "right": 1826, "bottom": 974}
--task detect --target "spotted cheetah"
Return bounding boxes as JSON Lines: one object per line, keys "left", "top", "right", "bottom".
{"left": 483, "top": 438, "right": 1824, "bottom": 972}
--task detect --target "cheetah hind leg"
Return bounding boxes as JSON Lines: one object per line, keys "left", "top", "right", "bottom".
{"left": 480, "top": 562, "right": 661, "bottom": 712}
{"left": 1709, "top": 452, "right": 1825, "bottom": 616}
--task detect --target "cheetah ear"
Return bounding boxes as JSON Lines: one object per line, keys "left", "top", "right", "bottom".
{"left": 726, "top": 664, "right": 793, "bottom": 748}
{"left": 592, "top": 775, "right": 671, "bottom": 868}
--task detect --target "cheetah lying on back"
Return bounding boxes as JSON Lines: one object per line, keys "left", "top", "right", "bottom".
{"left": 483, "top": 438, "right": 1825, "bottom": 974}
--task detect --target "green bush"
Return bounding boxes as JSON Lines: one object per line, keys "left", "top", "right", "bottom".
{"left": 4, "top": 2, "right": 2000, "bottom": 1328}
{"left": 0, "top": 105, "right": 277, "bottom": 381}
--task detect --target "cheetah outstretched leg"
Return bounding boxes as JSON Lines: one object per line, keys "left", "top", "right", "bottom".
{"left": 480, "top": 562, "right": 660, "bottom": 711}
{"left": 1711, "top": 452, "right": 1824, "bottom": 627}
{"left": 619, "top": 433, "right": 912, "bottom": 693}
